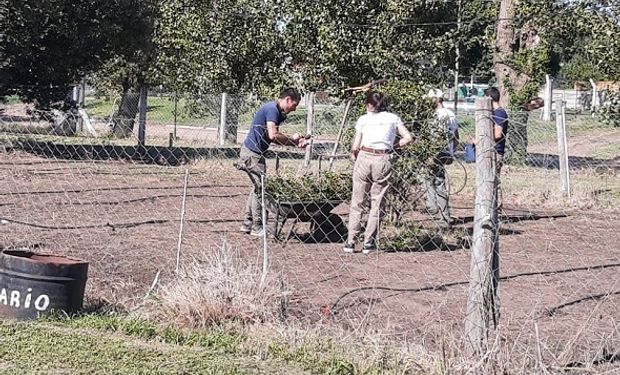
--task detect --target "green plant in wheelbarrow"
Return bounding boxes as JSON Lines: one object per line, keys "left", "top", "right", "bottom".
{"left": 264, "top": 171, "right": 352, "bottom": 202}
{"left": 262, "top": 171, "right": 352, "bottom": 242}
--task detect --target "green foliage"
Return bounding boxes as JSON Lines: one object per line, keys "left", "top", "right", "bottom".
{"left": 598, "top": 91, "right": 620, "bottom": 127}
{"left": 457, "top": 0, "right": 499, "bottom": 81}
{"left": 151, "top": 0, "right": 284, "bottom": 95}
{"left": 378, "top": 226, "right": 462, "bottom": 252}
{"left": 0, "top": 0, "right": 155, "bottom": 108}
{"left": 560, "top": 54, "right": 606, "bottom": 85}
{"left": 282, "top": 0, "right": 455, "bottom": 92}
{"left": 340, "top": 80, "right": 443, "bottom": 222}
{"left": 265, "top": 171, "right": 352, "bottom": 202}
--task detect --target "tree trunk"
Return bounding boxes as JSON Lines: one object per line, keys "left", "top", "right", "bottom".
{"left": 224, "top": 96, "right": 239, "bottom": 144}
{"left": 493, "top": 0, "right": 538, "bottom": 163}
{"left": 493, "top": 0, "right": 516, "bottom": 109}
{"left": 112, "top": 78, "right": 142, "bottom": 137}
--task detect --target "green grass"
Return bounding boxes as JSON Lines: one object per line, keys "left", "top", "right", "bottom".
{"left": 454, "top": 113, "right": 612, "bottom": 146}
{"left": 83, "top": 96, "right": 348, "bottom": 135}
{"left": 84, "top": 96, "right": 221, "bottom": 127}
{"left": 591, "top": 142, "right": 620, "bottom": 159}
{"left": 0, "top": 313, "right": 405, "bottom": 375}
{"left": 446, "top": 159, "right": 620, "bottom": 208}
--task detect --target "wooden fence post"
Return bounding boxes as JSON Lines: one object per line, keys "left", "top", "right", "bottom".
{"left": 556, "top": 100, "right": 571, "bottom": 197}
{"left": 138, "top": 85, "right": 147, "bottom": 148}
{"left": 304, "top": 92, "right": 315, "bottom": 167}
{"left": 465, "top": 97, "right": 500, "bottom": 355}
{"left": 218, "top": 93, "right": 228, "bottom": 147}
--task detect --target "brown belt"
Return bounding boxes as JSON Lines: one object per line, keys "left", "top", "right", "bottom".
{"left": 361, "top": 146, "right": 392, "bottom": 155}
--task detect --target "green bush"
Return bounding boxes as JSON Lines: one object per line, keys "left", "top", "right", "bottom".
{"left": 598, "top": 91, "right": 620, "bottom": 127}
{"left": 341, "top": 80, "right": 444, "bottom": 223}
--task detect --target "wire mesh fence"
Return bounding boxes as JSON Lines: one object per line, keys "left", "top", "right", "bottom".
{"left": 1, "top": 91, "right": 619, "bottom": 371}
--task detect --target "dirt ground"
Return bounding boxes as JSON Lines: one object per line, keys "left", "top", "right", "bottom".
{"left": 1, "top": 150, "right": 619, "bottom": 370}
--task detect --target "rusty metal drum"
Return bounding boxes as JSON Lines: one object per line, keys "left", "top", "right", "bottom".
{"left": 0, "top": 250, "right": 88, "bottom": 319}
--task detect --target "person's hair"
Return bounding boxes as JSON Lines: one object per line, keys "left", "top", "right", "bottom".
{"left": 366, "top": 91, "right": 389, "bottom": 112}
{"left": 484, "top": 87, "right": 501, "bottom": 103}
{"left": 279, "top": 87, "right": 301, "bottom": 102}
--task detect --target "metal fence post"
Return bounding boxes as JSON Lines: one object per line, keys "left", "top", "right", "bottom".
{"left": 465, "top": 97, "right": 500, "bottom": 355}
{"left": 556, "top": 100, "right": 571, "bottom": 197}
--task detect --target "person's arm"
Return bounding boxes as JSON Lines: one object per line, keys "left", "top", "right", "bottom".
{"left": 494, "top": 124, "right": 505, "bottom": 141}
{"left": 351, "top": 131, "right": 362, "bottom": 160}
{"left": 266, "top": 122, "right": 304, "bottom": 147}
{"left": 395, "top": 123, "right": 413, "bottom": 148}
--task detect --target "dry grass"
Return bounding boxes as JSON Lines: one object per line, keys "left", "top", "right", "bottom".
{"left": 143, "top": 242, "right": 288, "bottom": 328}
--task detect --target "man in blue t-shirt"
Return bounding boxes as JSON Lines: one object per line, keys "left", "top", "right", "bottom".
{"left": 239, "top": 87, "right": 309, "bottom": 236}
{"left": 485, "top": 87, "right": 508, "bottom": 209}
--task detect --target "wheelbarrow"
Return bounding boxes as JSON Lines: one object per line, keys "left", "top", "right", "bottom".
{"left": 235, "top": 165, "right": 346, "bottom": 242}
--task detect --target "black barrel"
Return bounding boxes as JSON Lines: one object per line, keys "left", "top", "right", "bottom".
{"left": 0, "top": 250, "right": 88, "bottom": 320}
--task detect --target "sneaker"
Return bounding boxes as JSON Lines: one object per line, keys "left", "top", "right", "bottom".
{"left": 362, "top": 241, "right": 379, "bottom": 255}
{"left": 342, "top": 243, "right": 356, "bottom": 253}
{"left": 240, "top": 223, "right": 252, "bottom": 234}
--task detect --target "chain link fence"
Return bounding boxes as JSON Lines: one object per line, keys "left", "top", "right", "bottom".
{"left": 1, "top": 89, "right": 619, "bottom": 371}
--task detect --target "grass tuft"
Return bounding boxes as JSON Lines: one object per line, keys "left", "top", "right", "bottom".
{"left": 145, "top": 242, "right": 289, "bottom": 328}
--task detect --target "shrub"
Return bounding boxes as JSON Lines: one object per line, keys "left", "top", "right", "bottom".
{"left": 342, "top": 79, "right": 444, "bottom": 223}
{"left": 598, "top": 90, "right": 620, "bottom": 127}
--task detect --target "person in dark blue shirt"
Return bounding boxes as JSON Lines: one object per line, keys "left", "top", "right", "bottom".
{"left": 239, "top": 87, "right": 309, "bottom": 236}
{"left": 485, "top": 87, "right": 508, "bottom": 210}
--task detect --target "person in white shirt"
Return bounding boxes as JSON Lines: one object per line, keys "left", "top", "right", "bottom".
{"left": 343, "top": 92, "right": 413, "bottom": 254}
{"left": 425, "top": 89, "right": 459, "bottom": 226}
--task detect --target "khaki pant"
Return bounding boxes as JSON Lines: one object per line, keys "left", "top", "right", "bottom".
{"left": 239, "top": 146, "right": 266, "bottom": 229}
{"left": 346, "top": 151, "right": 392, "bottom": 244}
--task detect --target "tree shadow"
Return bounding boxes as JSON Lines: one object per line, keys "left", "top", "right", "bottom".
{"left": 527, "top": 153, "right": 619, "bottom": 172}
{"left": 288, "top": 214, "right": 349, "bottom": 244}
{"left": 455, "top": 212, "right": 568, "bottom": 226}
{"left": 9, "top": 138, "right": 306, "bottom": 166}
{"left": 564, "top": 348, "right": 620, "bottom": 369}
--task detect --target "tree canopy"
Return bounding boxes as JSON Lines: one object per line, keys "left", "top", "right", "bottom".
{"left": 0, "top": 0, "right": 154, "bottom": 108}
{"left": 2, "top": 0, "right": 620, "bottom": 106}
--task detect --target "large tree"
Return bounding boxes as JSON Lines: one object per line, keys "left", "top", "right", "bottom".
{"left": 281, "top": 0, "right": 458, "bottom": 92}
{"left": 0, "top": 0, "right": 152, "bottom": 109}
{"left": 152, "top": 0, "right": 284, "bottom": 95}
{"left": 492, "top": 0, "right": 620, "bottom": 161}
